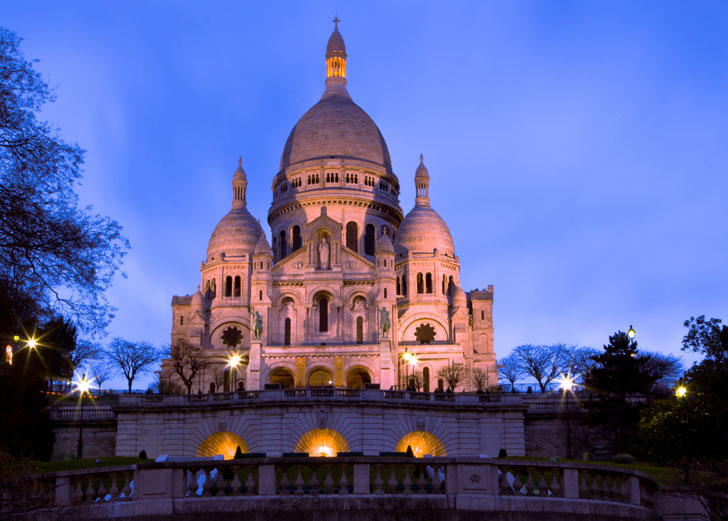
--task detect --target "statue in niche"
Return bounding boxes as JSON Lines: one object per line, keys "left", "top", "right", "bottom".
{"left": 319, "top": 236, "right": 330, "bottom": 270}
{"left": 380, "top": 307, "right": 391, "bottom": 338}
{"left": 251, "top": 310, "right": 263, "bottom": 340}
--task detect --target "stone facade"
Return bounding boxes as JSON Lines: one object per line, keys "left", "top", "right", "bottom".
{"left": 163, "top": 21, "right": 496, "bottom": 396}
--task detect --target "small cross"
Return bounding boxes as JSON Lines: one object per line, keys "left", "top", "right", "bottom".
{"left": 238, "top": 156, "right": 242, "bottom": 168}
{"left": 333, "top": 16, "right": 340, "bottom": 28}
{"left": 420, "top": 153, "right": 424, "bottom": 162}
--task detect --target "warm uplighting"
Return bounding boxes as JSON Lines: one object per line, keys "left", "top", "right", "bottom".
{"left": 675, "top": 386, "right": 687, "bottom": 398}
{"left": 558, "top": 374, "right": 575, "bottom": 392}
{"left": 295, "top": 428, "right": 350, "bottom": 457}
{"left": 227, "top": 354, "right": 242, "bottom": 368}
{"left": 627, "top": 325, "right": 636, "bottom": 339}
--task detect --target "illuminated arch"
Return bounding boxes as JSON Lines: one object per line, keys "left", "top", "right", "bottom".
{"left": 269, "top": 367, "right": 295, "bottom": 389}
{"left": 196, "top": 431, "right": 248, "bottom": 459}
{"left": 395, "top": 431, "right": 447, "bottom": 457}
{"left": 295, "top": 428, "right": 350, "bottom": 457}
{"left": 346, "top": 366, "right": 371, "bottom": 389}
{"left": 308, "top": 366, "right": 333, "bottom": 387}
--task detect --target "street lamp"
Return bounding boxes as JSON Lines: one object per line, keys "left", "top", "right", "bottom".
{"left": 675, "top": 385, "right": 687, "bottom": 398}
{"left": 228, "top": 354, "right": 241, "bottom": 392}
{"left": 559, "top": 374, "right": 575, "bottom": 460}
{"left": 26, "top": 337, "right": 38, "bottom": 349}
{"left": 627, "top": 325, "right": 636, "bottom": 339}
{"left": 74, "top": 374, "right": 93, "bottom": 459}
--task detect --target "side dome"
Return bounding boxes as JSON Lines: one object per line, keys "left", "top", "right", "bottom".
{"left": 206, "top": 207, "right": 262, "bottom": 261}
{"left": 395, "top": 206, "right": 455, "bottom": 258}
{"left": 280, "top": 92, "right": 393, "bottom": 174}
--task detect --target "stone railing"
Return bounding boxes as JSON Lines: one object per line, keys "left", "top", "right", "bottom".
{"left": 50, "top": 408, "right": 116, "bottom": 421}
{"left": 6, "top": 457, "right": 659, "bottom": 519}
{"left": 114, "top": 389, "right": 523, "bottom": 408}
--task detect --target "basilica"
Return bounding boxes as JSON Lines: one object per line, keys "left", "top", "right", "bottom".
{"left": 162, "top": 21, "right": 496, "bottom": 394}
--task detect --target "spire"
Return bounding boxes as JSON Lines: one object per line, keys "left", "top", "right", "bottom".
{"left": 326, "top": 17, "right": 347, "bottom": 80}
{"left": 232, "top": 157, "right": 248, "bottom": 208}
{"left": 415, "top": 154, "right": 430, "bottom": 206}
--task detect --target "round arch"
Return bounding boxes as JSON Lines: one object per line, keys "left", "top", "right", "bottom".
{"left": 395, "top": 431, "right": 447, "bottom": 457}
{"left": 197, "top": 431, "right": 248, "bottom": 459}
{"left": 345, "top": 366, "right": 372, "bottom": 389}
{"left": 269, "top": 367, "right": 295, "bottom": 389}
{"left": 210, "top": 320, "right": 250, "bottom": 349}
{"left": 295, "top": 428, "right": 350, "bottom": 457}
{"left": 308, "top": 366, "right": 333, "bottom": 387}
{"left": 274, "top": 290, "right": 304, "bottom": 309}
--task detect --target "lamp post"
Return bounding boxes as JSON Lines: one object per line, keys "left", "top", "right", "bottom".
{"left": 627, "top": 325, "right": 636, "bottom": 339}
{"left": 559, "top": 374, "right": 575, "bottom": 460}
{"left": 75, "top": 374, "right": 92, "bottom": 459}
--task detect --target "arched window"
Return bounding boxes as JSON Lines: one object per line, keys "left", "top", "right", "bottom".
{"left": 284, "top": 318, "right": 291, "bottom": 346}
{"left": 292, "top": 226, "right": 302, "bottom": 251}
{"left": 259, "top": 290, "right": 263, "bottom": 301}
{"left": 449, "top": 276, "right": 454, "bottom": 295}
{"left": 481, "top": 310, "right": 485, "bottom": 320}
{"left": 423, "top": 367, "right": 430, "bottom": 393}
{"left": 402, "top": 275, "right": 407, "bottom": 296}
{"left": 346, "top": 222, "right": 358, "bottom": 252}
{"left": 279, "top": 230, "right": 287, "bottom": 259}
{"left": 437, "top": 378, "right": 444, "bottom": 392}
{"left": 396, "top": 277, "right": 401, "bottom": 295}
{"left": 426, "top": 273, "right": 433, "bottom": 294}
{"left": 211, "top": 279, "right": 216, "bottom": 298}
{"left": 364, "top": 224, "right": 375, "bottom": 256}
{"left": 234, "top": 276, "right": 241, "bottom": 297}
{"left": 442, "top": 275, "right": 447, "bottom": 295}
{"left": 225, "top": 276, "right": 233, "bottom": 297}
{"left": 319, "top": 296, "right": 329, "bottom": 332}
{"left": 356, "top": 316, "right": 363, "bottom": 344}
{"left": 272, "top": 236, "right": 277, "bottom": 261}
{"left": 417, "top": 273, "right": 424, "bottom": 294}
{"left": 179, "top": 315, "right": 184, "bottom": 325}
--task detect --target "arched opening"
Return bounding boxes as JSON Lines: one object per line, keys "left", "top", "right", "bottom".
{"left": 437, "top": 378, "right": 444, "bottom": 392}
{"left": 417, "top": 273, "right": 424, "bottom": 294}
{"left": 269, "top": 367, "right": 294, "bottom": 389}
{"left": 308, "top": 367, "right": 333, "bottom": 387}
{"left": 402, "top": 274, "right": 407, "bottom": 296}
{"left": 197, "top": 431, "right": 248, "bottom": 459}
{"left": 284, "top": 317, "right": 291, "bottom": 346}
{"left": 423, "top": 367, "right": 430, "bottom": 393}
{"left": 272, "top": 236, "right": 277, "bottom": 261}
{"left": 292, "top": 225, "right": 302, "bottom": 251}
{"left": 364, "top": 224, "right": 375, "bottom": 256}
{"left": 225, "top": 276, "right": 233, "bottom": 297}
{"left": 426, "top": 273, "right": 433, "bottom": 294}
{"left": 223, "top": 367, "right": 231, "bottom": 392}
{"left": 234, "top": 275, "right": 241, "bottom": 297}
{"left": 319, "top": 296, "right": 329, "bottom": 332}
{"left": 395, "top": 431, "right": 447, "bottom": 457}
{"left": 356, "top": 316, "right": 363, "bottom": 344}
{"left": 346, "top": 221, "right": 358, "bottom": 252}
{"left": 346, "top": 367, "right": 371, "bottom": 389}
{"left": 442, "top": 275, "right": 447, "bottom": 295}
{"left": 396, "top": 277, "right": 401, "bottom": 296}
{"left": 295, "top": 428, "right": 350, "bottom": 457}
{"left": 448, "top": 276, "right": 454, "bottom": 295}
{"left": 279, "top": 230, "right": 287, "bottom": 259}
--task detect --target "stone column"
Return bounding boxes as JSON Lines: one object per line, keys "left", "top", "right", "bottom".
{"left": 379, "top": 339, "right": 394, "bottom": 389}
{"left": 246, "top": 340, "right": 262, "bottom": 390}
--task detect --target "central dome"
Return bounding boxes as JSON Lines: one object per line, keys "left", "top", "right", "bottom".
{"left": 279, "top": 91, "right": 393, "bottom": 174}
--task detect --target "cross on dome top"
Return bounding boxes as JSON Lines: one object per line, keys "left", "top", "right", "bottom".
{"left": 333, "top": 16, "right": 340, "bottom": 28}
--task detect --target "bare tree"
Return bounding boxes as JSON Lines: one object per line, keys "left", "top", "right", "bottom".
{"left": 409, "top": 371, "right": 424, "bottom": 391}
{"left": 169, "top": 339, "right": 208, "bottom": 395}
{"left": 70, "top": 340, "right": 100, "bottom": 374}
{"left": 90, "top": 359, "right": 112, "bottom": 394}
{"left": 639, "top": 350, "right": 683, "bottom": 393}
{"left": 107, "top": 338, "right": 158, "bottom": 393}
{"left": 498, "top": 354, "right": 522, "bottom": 392}
{"left": 513, "top": 344, "right": 566, "bottom": 393}
{"left": 437, "top": 362, "right": 466, "bottom": 391}
{"left": 560, "top": 346, "right": 599, "bottom": 384}
{"left": 471, "top": 367, "right": 491, "bottom": 392}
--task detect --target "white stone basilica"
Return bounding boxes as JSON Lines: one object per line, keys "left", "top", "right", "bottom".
{"left": 163, "top": 21, "right": 496, "bottom": 394}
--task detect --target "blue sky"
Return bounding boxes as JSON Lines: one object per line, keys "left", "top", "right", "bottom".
{"left": 4, "top": 1, "right": 728, "bottom": 389}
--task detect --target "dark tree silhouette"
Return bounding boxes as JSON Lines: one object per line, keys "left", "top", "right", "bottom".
{"left": 169, "top": 339, "right": 208, "bottom": 394}
{"left": 107, "top": 338, "right": 158, "bottom": 393}
{"left": 512, "top": 344, "right": 566, "bottom": 392}
{"left": 0, "top": 27, "right": 128, "bottom": 334}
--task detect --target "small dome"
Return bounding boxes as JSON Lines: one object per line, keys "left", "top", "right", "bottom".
{"left": 326, "top": 26, "right": 346, "bottom": 55}
{"left": 415, "top": 154, "right": 429, "bottom": 180}
{"left": 377, "top": 232, "right": 394, "bottom": 254}
{"left": 254, "top": 233, "right": 271, "bottom": 255}
{"left": 207, "top": 207, "right": 262, "bottom": 261}
{"left": 395, "top": 206, "right": 455, "bottom": 257}
{"left": 191, "top": 286, "right": 204, "bottom": 309}
{"left": 233, "top": 157, "right": 247, "bottom": 182}
{"left": 452, "top": 285, "right": 467, "bottom": 305}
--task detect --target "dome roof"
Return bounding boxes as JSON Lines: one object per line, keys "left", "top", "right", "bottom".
{"left": 207, "top": 207, "right": 262, "bottom": 261}
{"left": 280, "top": 90, "right": 393, "bottom": 174}
{"left": 377, "top": 232, "right": 394, "bottom": 253}
{"left": 254, "top": 232, "right": 271, "bottom": 255}
{"left": 191, "top": 286, "right": 204, "bottom": 310}
{"left": 395, "top": 205, "right": 455, "bottom": 257}
{"left": 327, "top": 26, "right": 346, "bottom": 55}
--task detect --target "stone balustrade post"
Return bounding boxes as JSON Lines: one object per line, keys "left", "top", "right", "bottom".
{"left": 258, "top": 464, "right": 276, "bottom": 495}
{"left": 353, "top": 463, "right": 370, "bottom": 494}
{"left": 563, "top": 468, "right": 579, "bottom": 498}
{"left": 445, "top": 463, "right": 458, "bottom": 494}
{"left": 628, "top": 476, "right": 641, "bottom": 505}
{"left": 54, "top": 475, "right": 71, "bottom": 506}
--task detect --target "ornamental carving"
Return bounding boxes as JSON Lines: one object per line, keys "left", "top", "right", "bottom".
{"left": 415, "top": 323, "right": 436, "bottom": 344}
{"left": 221, "top": 326, "right": 243, "bottom": 348}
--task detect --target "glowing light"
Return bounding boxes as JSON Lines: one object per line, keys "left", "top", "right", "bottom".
{"left": 197, "top": 431, "right": 248, "bottom": 459}
{"left": 227, "top": 354, "right": 242, "bottom": 368}
{"left": 26, "top": 337, "right": 38, "bottom": 349}
{"left": 675, "top": 386, "right": 687, "bottom": 398}
{"left": 403, "top": 352, "right": 412, "bottom": 362}
{"left": 627, "top": 325, "right": 636, "bottom": 339}
{"left": 74, "top": 375, "right": 94, "bottom": 396}
{"left": 395, "top": 431, "right": 447, "bottom": 457}
{"left": 295, "top": 428, "right": 350, "bottom": 457}
{"left": 5, "top": 345, "right": 12, "bottom": 365}
{"left": 559, "top": 374, "right": 575, "bottom": 392}
{"left": 13, "top": 335, "right": 19, "bottom": 342}
{"left": 408, "top": 355, "right": 418, "bottom": 367}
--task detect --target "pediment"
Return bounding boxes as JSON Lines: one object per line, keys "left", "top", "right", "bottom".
{"left": 341, "top": 247, "right": 375, "bottom": 272}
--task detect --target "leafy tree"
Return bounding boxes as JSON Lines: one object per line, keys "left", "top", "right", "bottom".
{"left": 512, "top": 344, "right": 566, "bottom": 392}
{"left": 682, "top": 315, "right": 728, "bottom": 365}
{"left": 437, "top": 362, "right": 466, "bottom": 391}
{"left": 639, "top": 350, "right": 683, "bottom": 394}
{"left": 0, "top": 27, "right": 128, "bottom": 334}
{"left": 498, "top": 354, "right": 522, "bottom": 392}
{"left": 107, "top": 338, "right": 159, "bottom": 393}
{"left": 169, "top": 339, "right": 208, "bottom": 395}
